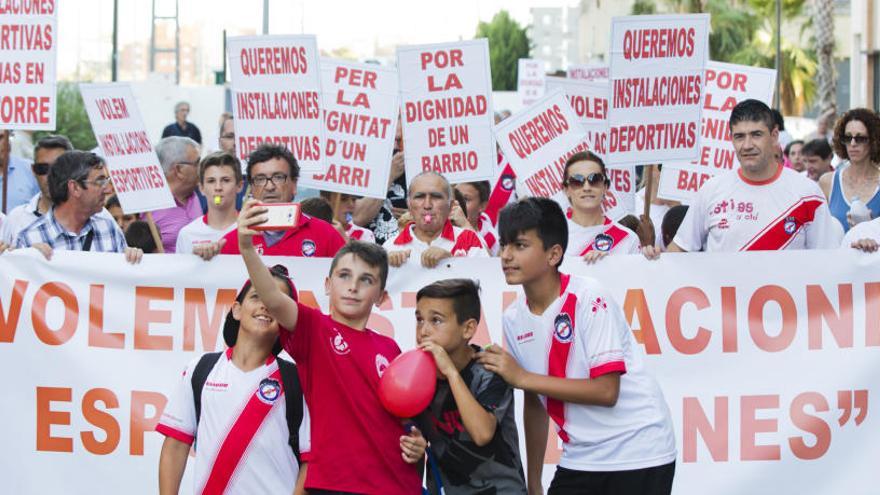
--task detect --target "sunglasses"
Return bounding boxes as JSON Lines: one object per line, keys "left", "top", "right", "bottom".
{"left": 564, "top": 172, "right": 608, "bottom": 188}
{"left": 32, "top": 162, "right": 50, "bottom": 176}
{"left": 843, "top": 134, "right": 869, "bottom": 145}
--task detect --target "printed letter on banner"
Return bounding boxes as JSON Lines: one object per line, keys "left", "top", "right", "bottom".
{"left": 298, "top": 59, "right": 399, "bottom": 199}
{"left": 227, "top": 35, "right": 325, "bottom": 173}
{"left": 518, "top": 59, "right": 546, "bottom": 107}
{"left": 80, "top": 83, "right": 175, "bottom": 213}
{"left": 398, "top": 40, "right": 496, "bottom": 184}
{"left": 566, "top": 64, "right": 609, "bottom": 82}
{"left": 659, "top": 61, "right": 776, "bottom": 203}
{"left": 607, "top": 14, "right": 710, "bottom": 166}
{"left": 494, "top": 90, "right": 588, "bottom": 210}
{"left": 0, "top": 3, "right": 57, "bottom": 129}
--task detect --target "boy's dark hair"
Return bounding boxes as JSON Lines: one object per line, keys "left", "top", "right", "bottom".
{"left": 453, "top": 187, "right": 469, "bottom": 220}
{"left": 801, "top": 138, "right": 833, "bottom": 160}
{"left": 784, "top": 139, "right": 805, "bottom": 157}
{"left": 34, "top": 134, "right": 73, "bottom": 157}
{"left": 48, "top": 151, "right": 105, "bottom": 204}
{"left": 562, "top": 151, "right": 610, "bottom": 186}
{"left": 124, "top": 221, "right": 157, "bottom": 254}
{"left": 417, "top": 278, "right": 482, "bottom": 325}
{"left": 330, "top": 240, "right": 389, "bottom": 289}
{"left": 498, "top": 197, "right": 567, "bottom": 267}
{"left": 729, "top": 99, "right": 776, "bottom": 132}
{"left": 460, "top": 181, "right": 491, "bottom": 204}
{"left": 105, "top": 194, "right": 121, "bottom": 210}
{"left": 661, "top": 205, "right": 689, "bottom": 247}
{"left": 300, "top": 196, "right": 335, "bottom": 223}
{"left": 199, "top": 150, "right": 243, "bottom": 183}
{"left": 771, "top": 108, "right": 786, "bottom": 131}
{"left": 618, "top": 214, "right": 640, "bottom": 233}
{"left": 247, "top": 143, "right": 300, "bottom": 181}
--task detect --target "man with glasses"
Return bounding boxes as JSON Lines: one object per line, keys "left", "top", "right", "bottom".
{"left": 0, "top": 130, "right": 40, "bottom": 213}
{"left": 217, "top": 144, "right": 345, "bottom": 257}
{"left": 10, "top": 151, "right": 142, "bottom": 263}
{"left": 150, "top": 136, "right": 203, "bottom": 253}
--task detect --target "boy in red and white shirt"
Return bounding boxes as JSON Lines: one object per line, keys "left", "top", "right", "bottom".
{"left": 670, "top": 99, "right": 842, "bottom": 252}
{"left": 176, "top": 152, "right": 242, "bottom": 256}
{"left": 387, "top": 172, "right": 488, "bottom": 268}
{"left": 479, "top": 197, "right": 676, "bottom": 495}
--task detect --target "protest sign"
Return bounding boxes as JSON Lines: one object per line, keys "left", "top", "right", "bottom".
{"left": 398, "top": 40, "right": 495, "bottom": 183}
{"left": 227, "top": 35, "right": 324, "bottom": 173}
{"left": 0, "top": 1, "right": 57, "bottom": 129}
{"left": 607, "top": 14, "right": 710, "bottom": 165}
{"left": 517, "top": 58, "right": 545, "bottom": 107}
{"left": 567, "top": 64, "right": 609, "bottom": 82}
{"left": 298, "top": 59, "right": 398, "bottom": 199}
{"left": 545, "top": 76, "right": 610, "bottom": 158}
{"left": 80, "top": 83, "right": 174, "bottom": 214}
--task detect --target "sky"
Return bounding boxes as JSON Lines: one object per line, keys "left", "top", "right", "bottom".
{"left": 57, "top": 0, "right": 577, "bottom": 80}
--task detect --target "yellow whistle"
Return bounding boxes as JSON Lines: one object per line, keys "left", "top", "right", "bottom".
{"left": 213, "top": 195, "right": 221, "bottom": 205}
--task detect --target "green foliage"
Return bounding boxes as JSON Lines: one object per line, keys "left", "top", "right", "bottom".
{"left": 631, "top": 0, "right": 658, "bottom": 15}
{"left": 34, "top": 82, "right": 97, "bottom": 151}
{"left": 475, "top": 10, "right": 530, "bottom": 91}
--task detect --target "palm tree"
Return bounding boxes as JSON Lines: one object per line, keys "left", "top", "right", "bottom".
{"left": 812, "top": 0, "right": 836, "bottom": 117}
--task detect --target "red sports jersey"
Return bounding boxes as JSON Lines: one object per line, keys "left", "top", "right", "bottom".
{"left": 388, "top": 220, "right": 488, "bottom": 258}
{"left": 280, "top": 304, "right": 422, "bottom": 495}
{"left": 219, "top": 214, "right": 345, "bottom": 257}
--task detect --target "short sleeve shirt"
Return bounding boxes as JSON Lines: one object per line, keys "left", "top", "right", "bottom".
{"left": 219, "top": 214, "right": 345, "bottom": 257}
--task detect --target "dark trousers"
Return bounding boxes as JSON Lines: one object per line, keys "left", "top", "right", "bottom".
{"left": 547, "top": 461, "right": 675, "bottom": 495}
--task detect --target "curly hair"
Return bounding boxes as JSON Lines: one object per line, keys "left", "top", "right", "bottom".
{"left": 832, "top": 108, "right": 880, "bottom": 163}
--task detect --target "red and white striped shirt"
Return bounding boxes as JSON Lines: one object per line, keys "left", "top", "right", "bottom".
{"left": 503, "top": 274, "right": 675, "bottom": 471}
{"left": 388, "top": 220, "right": 488, "bottom": 258}
{"left": 566, "top": 215, "right": 641, "bottom": 257}
{"left": 346, "top": 222, "right": 376, "bottom": 243}
{"left": 476, "top": 212, "right": 499, "bottom": 256}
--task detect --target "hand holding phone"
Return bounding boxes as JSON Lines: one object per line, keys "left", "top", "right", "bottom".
{"left": 252, "top": 203, "right": 301, "bottom": 231}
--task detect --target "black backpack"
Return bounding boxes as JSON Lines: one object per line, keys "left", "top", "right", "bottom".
{"left": 190, "top": 352, "right": 304, "bottom": 462}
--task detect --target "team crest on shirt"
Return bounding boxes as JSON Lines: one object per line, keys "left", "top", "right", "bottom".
{"left": 375, "top": 354, "right": 390, "bottom": 377}
{"left": 330, "top": 329, "right": 351, "bottom": 355}
{"left": 553, "top": 313, "right": 574, "bottom": 343}
{"left": 783, "top": 216, "right": 798, "bottom": 235}
{"left": 593, "top": 233, "right": 614, "bottom": 252}
{"left": 301, "top": 239, "right": 317, "bottom": 257}
{"left": 257, "top": 378, "right": 282, "bottom": 404}
{"left": 500, "top": 174, "right": 515, "bottom": 191}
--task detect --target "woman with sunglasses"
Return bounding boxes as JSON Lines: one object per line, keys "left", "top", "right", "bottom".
{"left": 819, "top": 108, "right": 880, "bottom": 232}
{"left": 562, "top": 151, "right": 641, "bottom": 263}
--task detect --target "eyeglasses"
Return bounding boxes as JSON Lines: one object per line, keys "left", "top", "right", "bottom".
{"left": 78, "top": 177, "right": 112, "bottom": 188}
{"left": 843, "top": 134, "right": 869, "bottom": 145}
{"left": 564, "top": 173, "right": 608, "bottom": 188}
{"left": 251, "top": 173, "right": 289, "bottom": 187}
{"left": 32, "top": 162, "right": 50, "bottom": 176}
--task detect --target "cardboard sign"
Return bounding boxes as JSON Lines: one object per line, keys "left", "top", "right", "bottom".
{"left": 79, "top": 83, "right": 174, "bottom": 214}
{"left": 227, "top": 35, "right": 325, "bottom": 173}
{"left": 0, "top": 2, "right": 57, "bottom": 129}
{"left": 517, "top": 58, "right": 545, "bottom": 107}
{"left": 298, "top": 59, "right": 398, "bottom": 199}
{"left": 545, "top": 76, "right": 611, "bottom": 160}
{"left": 397, "top": 40, "right": 496, "bottom": 183}
{"left": 607, "top": 14, "right": 710, "bottom": 166}
{"left": 567, "top": 64, "right": 609, "bottom": 82}
{"left": 657, "top": 162, "right": 712, "bottom": 204}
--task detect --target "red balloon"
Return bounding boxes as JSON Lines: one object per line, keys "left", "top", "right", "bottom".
{"left": 378, "top": 349, "right": 437, "bottom": 418}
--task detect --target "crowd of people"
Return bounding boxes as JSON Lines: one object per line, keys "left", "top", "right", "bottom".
{"left": 1, "top": 97, "right": 880, "bottom": 495}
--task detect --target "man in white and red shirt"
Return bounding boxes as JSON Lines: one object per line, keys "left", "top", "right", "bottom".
{"left": 670, "top": 99, "right": 842, "bottom": 252}
{"left": 176, "top": 152, "right": 242, "bottom": 255}
{"left": 387, "top": 172, "right": 488, "bottom": 268}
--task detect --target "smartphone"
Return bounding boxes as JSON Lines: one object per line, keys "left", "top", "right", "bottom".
{"left": 253, "top": 203, "right": 301, "bottom": 231}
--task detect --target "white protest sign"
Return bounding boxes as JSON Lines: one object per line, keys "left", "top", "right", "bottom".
{"left": 607, "top": 14, "right": 710, "bottom": 166}
{"left": 227, "top": 35, "right": 324, "bottom": 173}
{"left": 517, "top": 58, "right": 545, "bottom": 107}
{"left": 657, "top": 162, "right": 712, "bottom": 203}
{"left": 298, "top": 59, "right": 398, "bottom": 199}
{"left": 398, "top": 40, "right": 496, "bottom": 183}
{"left": 79, "top": 83, "right": 174, "bottom": 214}
{"left": 0, "top": 2, "right": 57, "bottom": 130}
{"left": 567, "top": 64, "right": 609, "bottom": 81}
{"left": 603, "top": 166, "right": 637, "bottom": 220}
{"left": 545, "top": 76, "right": 610, "bottom": 158}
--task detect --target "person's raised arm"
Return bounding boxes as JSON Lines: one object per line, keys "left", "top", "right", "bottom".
{"left": 238, "top": 198, "right": 299, "bottom": 330}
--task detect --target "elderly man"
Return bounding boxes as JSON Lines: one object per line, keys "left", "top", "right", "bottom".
{"left": 162, "top": 101, "right": 202, "bottom": 144}
{"left": 1, "top": 130, "right": 40, "bottom": 213}
{"left": 9, "top": 151, "right": 141, "bottom": 262}
{"left": 386, "top": 171, "right": 487, "bottom": 268}
{"left": 150, "top": 136, "right": 203, "bottom": 253}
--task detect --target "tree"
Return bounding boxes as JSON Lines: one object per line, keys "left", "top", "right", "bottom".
{"left": 34, "top": 82, "right": 97, "bottom": 151}
{"left": 811, "top": 0, "right": 836, "bottom": 117}
{"left": 475, "top": 10, "right": 530, "bottom": 91}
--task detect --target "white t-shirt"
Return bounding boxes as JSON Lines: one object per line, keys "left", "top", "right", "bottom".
{"left": 673, "top": 166, "right": 843, "bottom": 252}
{"left": 634, "top": 188, "right": 669, "bottom": 248}
{"left": 842, "top": 217, "right": 880, "bottom": 247}
{"left": 175, "top": 215, "right": 237, "bottom": 254}
{"left": 345, "top": 222, "right": 376, "bottom": 243}
{"left": 387, "top": 220, "right": 488, "bottom": 259}
{"left": 566, "top": 216, "right": 641, "bottom": 257}
{"left": 503, "top": 274, "right": 676, "bottom": 471}
{"left": 157, "top": 349, "right": 309, "bottom": 495}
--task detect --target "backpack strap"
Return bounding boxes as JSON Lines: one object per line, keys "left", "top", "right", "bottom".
{"left": 277, "top": 357, "right": 304, "bottom": 463}
{"left": 191, "top": 352, "right": 223, "bottom": 427}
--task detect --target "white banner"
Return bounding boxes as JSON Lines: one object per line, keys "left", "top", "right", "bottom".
{"left": 1, "top": 250, "right": 878, "bottom": 494}
{"left": 0, "top": 1, "right": 57, "bottom": 130}
{"left": 517, "top": 58, "right": 545, "bottom": 107}
{"left": 79, "top": 83, "right": 175, "bottom": 214}
{"left": 398, "top": 40, "right": 496, "bottom": 183}
{"left": 227, "top": 35, "right": 325, "bottom": 173}
{"left": 607, "top": 14, "right": 710, "bottom": 166}
{"left": 298, "top": 59, "right": 399, "bottom": 199}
